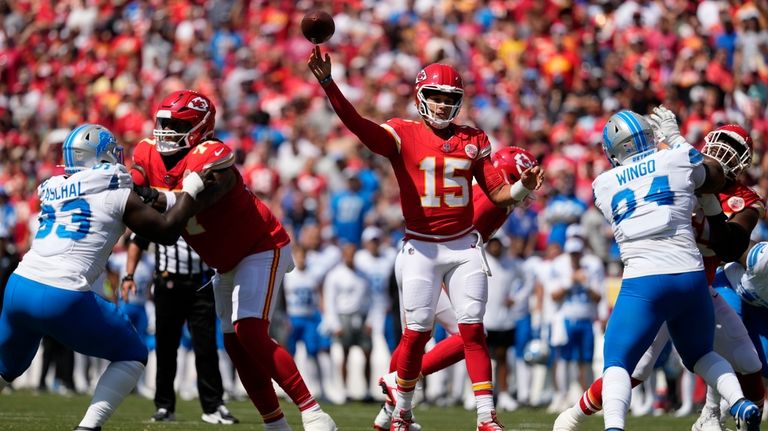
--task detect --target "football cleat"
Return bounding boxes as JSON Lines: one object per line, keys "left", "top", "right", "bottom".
{"left": 730, "top": 398, "right": 761, "bottom": 431}
{"left": 477, "top": 410, "right": 505, "bottom": 431}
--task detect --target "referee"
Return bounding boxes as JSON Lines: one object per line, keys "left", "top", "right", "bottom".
{"left": 123, "top": 235, "right": 237, "bottom": 424}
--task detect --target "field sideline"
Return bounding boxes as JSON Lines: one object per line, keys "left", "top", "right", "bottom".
{"left": 0, "top": 390, "right": 713, "bottom": 430}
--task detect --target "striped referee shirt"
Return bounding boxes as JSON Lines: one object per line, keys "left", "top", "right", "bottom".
{"left": 132, "top": 234, "right": 208, "bottom": 276}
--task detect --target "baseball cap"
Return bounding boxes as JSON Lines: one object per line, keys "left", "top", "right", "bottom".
{"left": 361, "top": 226, "right": 384, "bottom": 243}
{"left": 563, "top": 237, "right": 585, "bottom": 254}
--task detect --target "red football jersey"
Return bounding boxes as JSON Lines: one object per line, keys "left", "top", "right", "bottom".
{"left": 132, "top": 138, "right": 289, "bottom": 272}
{"left": 693, "top": 181, "right": 765, "bottom": 283}
{"left": 381, "top": 118, "right": 503, "bottom": 240}
{"left": 322, "top": 80, "right": 505, "bottom": 240}
{"left": 472, "top": 183, "right": 511, "bottom": 243}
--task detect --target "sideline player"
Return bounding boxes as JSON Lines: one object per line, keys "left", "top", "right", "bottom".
{"left": 0, "top": 124, "right": 208, "bottom": 430}
{"left": 309, "top": 45, "right": 543, "bottom": 430}
{"left": 128, "top": 90, "right": 336, "bottom": 431}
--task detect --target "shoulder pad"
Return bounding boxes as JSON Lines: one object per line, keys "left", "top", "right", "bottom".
{"left": 76, "top": 163, "right": 133, "bottom": 194}
{"left": 187, "top": 140, "right": 235, "bottom": 171}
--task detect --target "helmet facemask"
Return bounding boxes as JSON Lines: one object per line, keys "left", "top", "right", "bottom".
{"left": 702, "top": 130, "right": 751, "bottom": 179}
{"left": 153, "top": 110, "right": 211, "bottom": 155}
{"left": 417, "top": 87, "right": 463, "bottom": 129}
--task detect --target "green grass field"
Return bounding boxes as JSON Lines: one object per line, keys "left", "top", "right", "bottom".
{"left": 0, "top": 390, "right": 713, "bottom": 430}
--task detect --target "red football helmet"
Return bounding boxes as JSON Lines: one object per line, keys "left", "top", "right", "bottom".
{"left": 153, "top": 90, "right": 216, "bottom": 155}
{"left": 492, "top": 146, "right": 538, "bottom": 184}
{"left": 702, "top": 124, "right": 752, "bottom": 179}
{"left": 414, "top": 63, "right": 464, "bottom": 129}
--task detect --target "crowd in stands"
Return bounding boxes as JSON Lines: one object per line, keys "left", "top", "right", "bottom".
{"left": 1, "top": 0, "right": 767, "bottom": 415}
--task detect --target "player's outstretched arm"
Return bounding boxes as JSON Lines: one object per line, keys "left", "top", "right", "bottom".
{"left": 122, "top": 172, "right": 206, "bottom": 245}
{"left": 308, "top": 46, "right": 397, "bottom": 157}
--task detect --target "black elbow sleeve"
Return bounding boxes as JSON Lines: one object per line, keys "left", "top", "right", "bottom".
{"left": 707, "top": 215, "right": 751, "bottom": 262}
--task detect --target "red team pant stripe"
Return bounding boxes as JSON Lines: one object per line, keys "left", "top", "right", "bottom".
{"left": 261, "top": 248, "right": 281, "bottom": 319}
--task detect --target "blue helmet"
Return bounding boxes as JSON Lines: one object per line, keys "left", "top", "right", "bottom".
{"left": 62, "top": 124, "right": 124, "bottom": 175}
{"left": 602, "top": 110, "right": 656, "bottom": 167}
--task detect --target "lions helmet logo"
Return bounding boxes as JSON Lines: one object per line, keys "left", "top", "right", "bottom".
{"left": 188, "top": 97, "right": 209, "bottom": 112}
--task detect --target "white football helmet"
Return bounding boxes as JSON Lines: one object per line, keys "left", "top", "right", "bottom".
{"left": 738, "top": 242, "right": 768, "bottom": 308}
{"left": 62, "top": 124, "right": 124, "bottom": 175}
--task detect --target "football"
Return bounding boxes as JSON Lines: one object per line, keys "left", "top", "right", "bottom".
{"left": 301, "top": 10, "right": 335, "bottom": 44}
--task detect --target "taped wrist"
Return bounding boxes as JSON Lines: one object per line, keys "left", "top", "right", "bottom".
{"left": 163, "top": 191, "right": 176, "bottom": 212}
{"left": 509, "top": 181, "right": 532, "bottom": 202}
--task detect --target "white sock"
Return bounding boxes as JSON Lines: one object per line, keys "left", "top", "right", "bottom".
{"left": 602, "top": 366, "right": 631, "bottom": 430}
{"left": 555, "top": 359, "right": 568, "bottom": 399}
{"left": 394, "top": 382, "right": 416, "bottom": 412}
{"left": 693, "top": 351, "right": 744, "bottom": 407}
{"left": 516, "top": 361, "right": 531, "bottom": 403}
{"left": 476, "top": 394, "right": 495, "bottom": 420}
{"left": 300, "top": 402, "right": 322, "bottom": 416}
{"left": 318, "top": 352, "right": 334, "bottom": 391}
{"left": 78, "top": 361, "right": 144, "bottom": 428}
{"left": 704, "top": 385, "right": 722, "bottom": 412}
{"left": 679, "top": 370, "right": 695, "bottom": 409}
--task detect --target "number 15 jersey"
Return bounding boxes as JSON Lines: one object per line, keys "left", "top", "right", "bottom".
{"left": 593, "top": 143, "right": 707, "bottom": 279}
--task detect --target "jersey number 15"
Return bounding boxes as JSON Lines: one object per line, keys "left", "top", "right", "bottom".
{"left": 419, "top": 157, "right": 471, "bottom": 208}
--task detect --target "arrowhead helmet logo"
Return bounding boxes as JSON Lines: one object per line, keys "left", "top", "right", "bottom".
{"left": 416, "top": 70, "right": 427, "bottom": 83}
{"left": 188, "top": 97, "right": 209, "bottom": 112}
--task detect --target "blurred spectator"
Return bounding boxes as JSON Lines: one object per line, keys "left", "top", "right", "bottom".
{"left": 322, "top": 242, "right": 373, "bottom": 402}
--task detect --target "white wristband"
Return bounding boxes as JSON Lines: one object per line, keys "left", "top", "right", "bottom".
{"left": 181, "top": 172, "right": 204, "bottom": 199}
{"left": 163, "top": 191, "right": 176, "bottom": 212}
{"left": 698, "top": 194, "right": 723, "bottom": 216}
{"left": 509, "top": 180, "right": 532, "bottom": 202}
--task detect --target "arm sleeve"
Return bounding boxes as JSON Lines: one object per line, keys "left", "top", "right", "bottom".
{"left": 706, "top": 213, "right": 753, "bottom": 262}
{"left": 323, "top": 81, "right": 398, "bottom": 158}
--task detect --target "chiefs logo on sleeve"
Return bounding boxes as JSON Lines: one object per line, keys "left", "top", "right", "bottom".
{"left": 720, "top": 183, "right": 766, "bottom": 218}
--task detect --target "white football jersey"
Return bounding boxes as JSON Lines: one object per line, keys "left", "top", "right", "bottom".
{"left": 593, "top": 143, "right": 706, "bottom": 278}
{"left": 283, "top": 267, "right": 322, "bottom": 317}
{"left": 16, "top": 164, "right": 132, "bottom": 291}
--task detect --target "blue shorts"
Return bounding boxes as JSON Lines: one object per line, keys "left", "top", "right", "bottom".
{"left": 561, "top": 319, "right": 595, "bottom": 363}
{"left": 119, "top": 302, "right": 150, "bottom": 348}
{"left": 513, "top": 315, "right": 532, "bottom": 359}
{"left": 0, "top": 274, "right": 148, "bottom": 380}
{"left": 286, "top": 313, "right": 330, "bottom": 357}
{"left": 604, "top": 271, "right": 713, "bottom": 372}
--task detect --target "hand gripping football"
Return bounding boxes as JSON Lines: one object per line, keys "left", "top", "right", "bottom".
{"left": 301, "top": 10, "right": 335, "bottom": 44}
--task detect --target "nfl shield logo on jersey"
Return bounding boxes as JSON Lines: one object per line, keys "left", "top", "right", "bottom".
{"left": 465, "top": 144, "right": 478, "bottom": 159}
